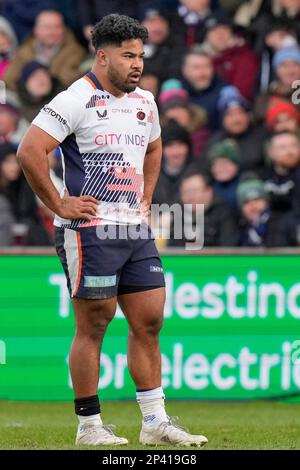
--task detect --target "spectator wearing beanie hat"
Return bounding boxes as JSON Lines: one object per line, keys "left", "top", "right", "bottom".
{"left": 203, "top": 86, "right": 267, "bottom": 173}
{"left": 218, "top": 85, "right": 250, "bottom": 116}
{"left": 21, "top": 61, "right": 49, "bottom": 83}
{"left": 238, "top": 178, "right": 269, "bottom": 207}
{"left": 159, "top": 79, "right": 210, "bottom": 159}
{"left": 272, "top": 46, "right": 300, "bottom": 70}
{"left": 266, "top": 97, "right": 300, "bottom": 134}
{"left": 255, "top": 19, "right": 299, "bottom": 94}
{"left": 17, "top": 60, "right": 63, "bottom": 122}
{"left": 208, "top": 138, "right": 241, "bottom": 209}
{"left": 161, "top": 120, "right": 191, "bottom": 148}
{"left": 153, "top": 120, "right": 198, "bottom": 206}
{"left": 237, "top": 175, "right": 294, "bottom": 247}
{"left": 254, "top": 46, "right": 300, "bottom": 120}
{"left": 271, "top": 46, "right": 300, "bottom": 104}
{"left": 159, "top": 79, "right": 189, "bottom": 106}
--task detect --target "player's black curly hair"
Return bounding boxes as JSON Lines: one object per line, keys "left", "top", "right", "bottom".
{"left": 92, "top": 14, "right": 148, "bottom": 50}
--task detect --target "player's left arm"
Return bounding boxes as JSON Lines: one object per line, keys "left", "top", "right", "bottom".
{"left": 143, "top": 136, "right": 162, "bottom": 212}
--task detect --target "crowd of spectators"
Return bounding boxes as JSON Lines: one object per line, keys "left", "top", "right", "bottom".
{"left": 0, "top": 0, "right": 300, "bottom": 248}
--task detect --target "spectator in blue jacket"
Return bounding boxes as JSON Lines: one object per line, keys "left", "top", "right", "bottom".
{"left": 180, "top": 47, "right": 229, "bottom": 130}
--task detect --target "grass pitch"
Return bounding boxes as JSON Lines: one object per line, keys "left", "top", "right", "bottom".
{"left": 0, "top": 400, "right": 299, "bottom": 450}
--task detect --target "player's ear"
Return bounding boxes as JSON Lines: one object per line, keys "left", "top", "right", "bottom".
{"left": 96, "top": 49, "right": 108, "bottom": 66}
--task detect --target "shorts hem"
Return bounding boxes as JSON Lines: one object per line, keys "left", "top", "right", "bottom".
{"left": 117, "top": 284, "right": 165, "bottom": 295}
{"left": 72, "top": 293, "right": 117, "bottom": 300}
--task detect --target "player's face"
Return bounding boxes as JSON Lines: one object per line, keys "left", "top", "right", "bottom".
{"left": 105, "top": 39, "right": 145, "bottom": 94}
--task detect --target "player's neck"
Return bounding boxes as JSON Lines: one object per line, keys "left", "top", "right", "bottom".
{"left": 90, "top": 67, "right": 126, "bottom": 98}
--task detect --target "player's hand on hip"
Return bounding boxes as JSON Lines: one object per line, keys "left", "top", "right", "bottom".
{"left": 140, "top": 198, "right": 152, "bottom": 224}
{"left": 57, "top": 195, "right": 99, "bottom": 220}
{"left": 141, "top": 199, "right": 151, "bottom": 216}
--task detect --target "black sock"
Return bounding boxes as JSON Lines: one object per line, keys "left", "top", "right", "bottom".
{"left": 74, "top": 395, "right": 100, "bottom": 416}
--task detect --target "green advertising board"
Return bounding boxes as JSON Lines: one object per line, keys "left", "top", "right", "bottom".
{"left": 0, "top": 254, "right": 300, "bottom": 401}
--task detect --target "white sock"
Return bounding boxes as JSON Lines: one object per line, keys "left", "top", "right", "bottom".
{"left": 78, "top": 413, "right": 102, "bottom": 427}
{"left": 136, "top": 387, "right": 168, "bottom": 427}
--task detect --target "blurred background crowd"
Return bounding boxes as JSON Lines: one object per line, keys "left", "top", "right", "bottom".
{"left": 0, "top": 0, "right": 300, "bottom": 248}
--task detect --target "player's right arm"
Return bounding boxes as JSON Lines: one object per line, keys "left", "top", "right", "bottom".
{"left": 17, "top": 125, "right": 98, "bottom": 221}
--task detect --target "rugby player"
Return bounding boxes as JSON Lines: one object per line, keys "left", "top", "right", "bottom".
{"left": 17, "top": 14, "right": 208, "bottom": 447}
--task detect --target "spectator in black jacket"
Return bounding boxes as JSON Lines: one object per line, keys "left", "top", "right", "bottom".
{"left": 260, "top": 131, "right": 300, "bottom": 213}
{"left": 168, "top": 172, "right": 239, "bottom": 247}
{"left": 0, "top": 143, "right": 51, "bottom": 245}
{"left": 17, "top": 61, "right": 63, "bottom": 122}
{"left": 153, "top": 120, "right": 196, "bottom": 206}
{"left": 237, "top": 175, "right": 296, "bottom": 247}
{"left": 245, "top": 0, "right": 300, "bottom": 54}
{"left": 141, "top": 8, "right": 185, "bottom": 82}
{"left": 0, "top": 193, "right": 15, "bottom": 245}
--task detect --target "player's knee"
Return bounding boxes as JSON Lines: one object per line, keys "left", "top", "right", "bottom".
{"left": 88, "top": 316, "right": 113, "bottom": 340}
{"left": 130, "top": 314, "right": 163, "bottom": 338}
{"left": 77, "top": 306, "right": 115, "bottom": 341}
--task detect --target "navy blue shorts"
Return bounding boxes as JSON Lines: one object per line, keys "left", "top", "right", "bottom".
{"left": 54, "top": 223, "right": 165, "bottom": 299}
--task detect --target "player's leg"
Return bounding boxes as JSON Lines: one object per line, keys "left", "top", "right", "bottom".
{"left": 70, "top": 296, "right": 116, "bottom": 398}
{"left": 117, "top": 226, "right": 166, "bottom": 392}
{"left": 118, "top": 287, "right": 165, "bottom": 390}
{"left": 54, "top": 226, "right": 129, "bottom": 446}
{"left": 119, "top": 287, "right": 208, "bottom": 447}
{"left": 118, "top": 255, "right": 208, "bottom": 448}
{"left": 71, "top": 296, "right": 128, "bottom": 446}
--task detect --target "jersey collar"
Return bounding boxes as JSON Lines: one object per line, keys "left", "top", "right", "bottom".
{"left": 84, "top": 71, "right": 103, "bottom": 90}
